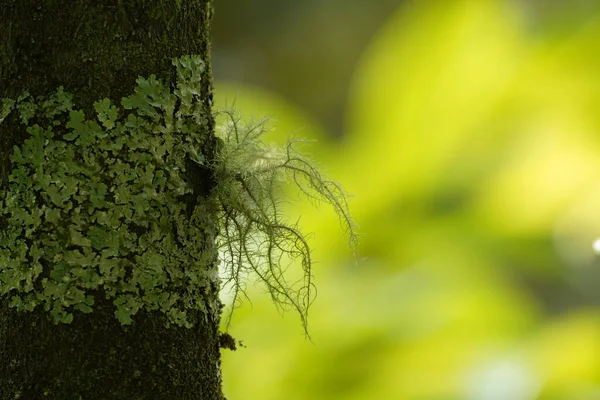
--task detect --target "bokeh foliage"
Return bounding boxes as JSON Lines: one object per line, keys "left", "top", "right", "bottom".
{"left": 215, "top": 1, "right": 600, "bottom": 399}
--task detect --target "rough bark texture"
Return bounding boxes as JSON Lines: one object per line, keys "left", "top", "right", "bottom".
{"left": 0, "top": 1, "right": 225, "bottom": 399}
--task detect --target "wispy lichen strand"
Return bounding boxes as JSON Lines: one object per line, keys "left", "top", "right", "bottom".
{"left": 213, "top": 110, "right": 358, "bottom": 334}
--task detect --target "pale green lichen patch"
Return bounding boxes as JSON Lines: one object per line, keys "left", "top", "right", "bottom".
{"left": 0, "top": 55, "right": 219, "bottom": 328}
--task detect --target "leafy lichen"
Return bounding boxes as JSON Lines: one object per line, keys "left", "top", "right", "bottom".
{"left": 0, "top": 55, "right": 218, "bottom": 328}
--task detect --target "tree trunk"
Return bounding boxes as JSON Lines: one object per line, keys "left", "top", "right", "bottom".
{"left": 0, "top": 1, "right": 225, "bottom": 399}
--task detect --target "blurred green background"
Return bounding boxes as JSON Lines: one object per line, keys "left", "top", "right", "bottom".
{"left": 211, "top": 1, "right": 600, "bottom": 399}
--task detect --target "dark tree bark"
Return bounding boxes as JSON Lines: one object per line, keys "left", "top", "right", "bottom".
{"left": 0, "top": 1, "right": 226, "bottom": 399}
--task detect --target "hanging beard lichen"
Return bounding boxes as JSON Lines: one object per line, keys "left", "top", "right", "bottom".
{"left": 0, "top": 54, "right": 357, "bottom": 336}
{"left": 212, "top": 110, "right": 358, "bottom": 334}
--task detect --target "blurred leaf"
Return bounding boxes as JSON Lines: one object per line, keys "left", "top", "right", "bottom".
{"left": 343, "top": 0, "right": 525, "bottom": 215}
{"left": 531, "top": 311, "right": 600, "bottom": 394}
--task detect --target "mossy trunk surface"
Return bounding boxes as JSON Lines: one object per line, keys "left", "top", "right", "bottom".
{"left": 0, "top": 1, "right": 225, "bottom": 399}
